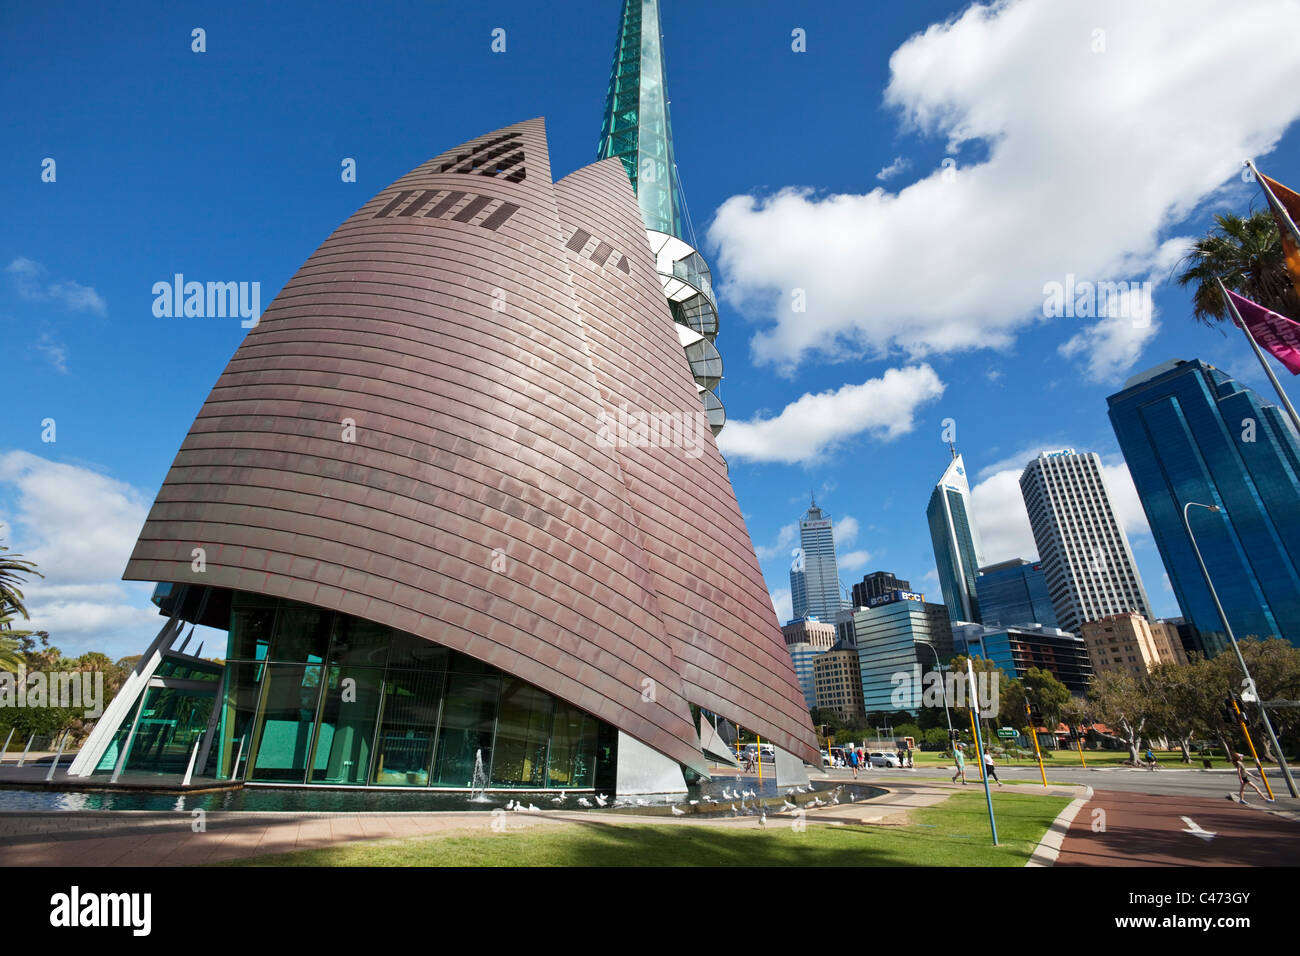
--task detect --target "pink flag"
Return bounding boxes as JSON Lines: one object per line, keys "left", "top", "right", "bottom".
{"left": 1227, "top": 290, "right": 1300, "bottom": 375}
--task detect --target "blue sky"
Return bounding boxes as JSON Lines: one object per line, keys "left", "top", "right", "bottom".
{"left": 3, "top": 0, "right": 1300, "bottom": 659}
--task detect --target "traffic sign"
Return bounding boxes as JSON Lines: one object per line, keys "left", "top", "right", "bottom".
{"left": 996, "top": 728, "right": 1017, "bottom": 739}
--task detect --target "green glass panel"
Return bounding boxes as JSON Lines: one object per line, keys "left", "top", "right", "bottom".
{"left": 309, "top": 666, "right": 382, "bottom": 785}
{"left": 386, "top": 630, "right": 450, "bottom": 671}
{"left": 328, "top": 615, "right": 391, "bottom": 667}
{"left": 249, "top": 663, "right": 322, "bottom": 782}
{"left": 490, "top": 677, "right": 553, "bottom": 788}
{"left": 432, "top": 672, "right": 499, "bottom": 787}
{"left": 217, "top": 660, "right": 262, "bottom": 779}
{"left": 547, "top": 701, "right": 596, "bottom": 788}
{"left": 123, "top": 685, "right": 215, "bottom": 774}
{"left": 372, "top": 669, "right": 445, "bottom": 786}
{"left": 269, "top": 604, "right": 332, "bottom": 663}
{"left": 228, "top": 605, "right": 274, "bottom": 661}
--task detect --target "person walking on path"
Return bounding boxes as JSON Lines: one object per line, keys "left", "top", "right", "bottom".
{"left": 984, "top": 750, "right": 1003, "bottom": 786}
{"left": 951, "top": 744, "right": 967, "bottom": 784}
{"left": 1233, "top": 752, "right": 1273, "bottom": 805}
{"left": 849, "top": 747, "right": 859, "bottom": 779}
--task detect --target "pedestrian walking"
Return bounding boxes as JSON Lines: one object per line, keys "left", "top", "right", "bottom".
{"left": 984, "top": 750, "right": 1003, "bottom": 785}
{"left": 951, "top": 744, "right": 967, "bottom": 784}
{"left": 1233, "top": 752, "right": 1273, "bottom": 805}
{"left": 849, "top": 747, "right": 859, "bottom": 779}
{"left": 906, "top": 745, "right": 914, "bottom": 768}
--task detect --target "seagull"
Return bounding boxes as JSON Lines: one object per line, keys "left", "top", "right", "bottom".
{"left": 689, "top": 799, "right": 699, "bottom": 805}
{"left": 671, "top": 805, "right": 685, "bottom": 816}
{"left": 782, "top": 799, "right": 797, "bottom": 811}
{"left": 635, "top": 798, "right": 648, "bottom": 807}
{"left": 550, "top": 794, "right": 566, "bottom": 805}
{"left": 759, "top": 811, "right": 767, "bottom": 828}
{"left": 730, "top": 803, "right": 739, "bottom": 814}
{"left": 595, "top": 794, "right": 608, "bottom": 807}
{"left": 528, "top": 804, "right": 541, "bottom": 812}
{"left": 744, "top": 789, "right": 756, "bottom": 799}
{"left": 577, "top": 797, "right": 592, "bottom": 808}
{"left": 505, "top": 799, "right": 516, "bottom": 810}
{"left": 512, "top": 802, "right": 527, "bottom": 812}
{"left": 721, "top": 787, "right": 734, "bottom": 800}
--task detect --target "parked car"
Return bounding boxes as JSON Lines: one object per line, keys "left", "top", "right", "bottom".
{"left": 821, "top": 750, "right": 831, "bottom": 767}
{"left": 869, "top": 751, "right": 900, "bottom": 768}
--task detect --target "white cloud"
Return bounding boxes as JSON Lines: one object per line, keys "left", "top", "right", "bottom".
{"left": 708, "top": 0, "right": 1300, "bottom": 376}
{"left": 5, "top": 258, "right": 107, "bottom": 315}
{"left": 0, "top": 451, "right": 156, "bottom": 657}
{"left": 755, "top": 521, "right": 799, "bottom": 561}
{"left": 770, "top": 587, "right": 793, "bottom": 625}
{"left": 717, "top": 364, "right": 945, "bottom": 464}
{"left": 834, "top": 515, "right": 860, "bottom": 547}
{"left": 839, "top": 549, "right": 872, "bottom": 573}
{"left": 876, "top": 156, "right": 911, "bottom": 181}
{"left": 33, "top": 330, "right": 69, "bottom": 373}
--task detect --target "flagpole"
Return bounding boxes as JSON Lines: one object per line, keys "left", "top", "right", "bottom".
{"left": 1246, "top": 160, "right": 1300, "bottom": 247}
{"left": 1216, "top": 275, "right": 1300, "bottom": 438}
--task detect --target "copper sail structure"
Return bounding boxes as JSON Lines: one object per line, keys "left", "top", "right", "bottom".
{"left": 599, "top": 0, "right": 725, "bottom": 436}
{"left": 79, "top": 119, "right": 818, "bottom": 789}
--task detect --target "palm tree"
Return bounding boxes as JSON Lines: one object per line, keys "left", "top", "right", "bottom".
{"left": 0, "top": 614, "right": 30, "bottom": 671}
{"left": 0, "top": 526, "right": 42, "bottom": 621}
{"left": 1176, "top": 210, "right": 1300, "bottom": 324}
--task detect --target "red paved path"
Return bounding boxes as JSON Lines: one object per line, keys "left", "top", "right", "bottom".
{"left": 1056, "top": 789, "right": 1300, "bottom": 866}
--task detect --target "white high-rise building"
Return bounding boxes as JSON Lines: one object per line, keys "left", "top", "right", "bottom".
{"left": 1019, "top": 449, "right": 1152, "bottom": 634}
{"left": 790, "top": 497, "right": 847, "bottom": 622}
{"left": 926, "top": 451, "right": 985, "bottom": 625}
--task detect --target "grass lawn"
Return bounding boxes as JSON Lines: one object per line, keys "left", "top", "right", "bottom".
{"left": 216, "top": 790, "right": 1069, "bottom": 867}
{"left": 902, "top": 749, "right": 1219, "bottom": 769}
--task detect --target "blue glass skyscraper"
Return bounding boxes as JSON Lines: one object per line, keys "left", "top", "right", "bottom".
{"left": 977, "top": 558, "right": 1058, "bottom": 628}
{"left": 1107, "top": 359, "right": 1300, "bottom": 654}
{"left": 927, "top": 452, "right": 984, "bottom": 624}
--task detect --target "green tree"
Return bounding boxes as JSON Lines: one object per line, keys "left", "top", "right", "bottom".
{"left": 0, "top": 528, "right": 42, "bottom": 620}
{"left": 1176, "top": 210, "right": 1300, "bottom": 323}
{"left": 1089, "top": 670, "right": 1155, "bottom": 764}
{"left": 1023, "top": 667, "right": 1072, "bottom": 737}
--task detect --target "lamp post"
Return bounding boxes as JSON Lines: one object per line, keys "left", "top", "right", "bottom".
{"left": 1182, "top": 501, "right": 1298, "bottom": 798}
{"left": 921, "top": 641, "right": 955, "bottom": 746}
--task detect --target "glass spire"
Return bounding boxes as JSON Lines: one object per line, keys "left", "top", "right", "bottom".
{"left": 598, "top": 0, "right": 688, "bottom": 241}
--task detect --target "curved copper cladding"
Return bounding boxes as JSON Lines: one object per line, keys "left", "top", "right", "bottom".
{"left": 555, "top": 159, "right": 820, "bottom": 765}
{"left": 125, "top": 118, "right": 819, "bottom": 773}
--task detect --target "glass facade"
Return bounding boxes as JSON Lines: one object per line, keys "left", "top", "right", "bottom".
{"left": 927, "top": 455, "right": 983, "bottom": 625}
{"left": 954, "top": 625, "right": 1094, "bottom": 695}
{"left": 1108, "top": 360, "right": 1300, "bottom": 654}
{"left": 216, "top": 592, "right": 608, "bottom": 789}
{"left": 976, "top": 559, "right": 1058, "bottom": 628}
{"left": 851, "top": 599, "right": 954, "bottom": 715}
{"left": 95, "top": 655, "right": 223, "bottom": 775}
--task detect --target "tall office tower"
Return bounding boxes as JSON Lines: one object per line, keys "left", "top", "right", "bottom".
{"left": 851, "top": 570, "right": 912, "bottom": 608}
{"left": 71, "top": 119, "right": 820, "bottom": 792}
{"left": 1108, "top": 360, "right": 1300, "bottom": 654}
{"left": 782, "top": 616, "right": 837, "bottom": 712}
{"left": 598, "top": 0, "right": 724, "bottom": 435}
{"left": 926, "top": 451, "right": 984, "bottom": 625}
{"left": 789, "top": 548, "right": 808, "bottom": 621}
{"left": 795, "top": 497, "right": 848, "bottom": 622}
{"left": 1019, "top": 449, "right": 1153, "bottom": 635}
{"left": 977, "top": 558, "right": 1059, "bottom": 628}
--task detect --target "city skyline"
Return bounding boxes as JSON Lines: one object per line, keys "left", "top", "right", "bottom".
{"left": 5, "top": 0, "right": 1300, "bottom": 661}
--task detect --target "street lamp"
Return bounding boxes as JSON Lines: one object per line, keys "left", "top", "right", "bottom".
{"left": 921, "top": 641, "right": 956, "bottom": 746}
{"left": 1182, "top": 501, "right": 1298, "bottom": 798}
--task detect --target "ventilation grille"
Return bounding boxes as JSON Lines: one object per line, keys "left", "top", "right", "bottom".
{"left": 372, "top": 190, "right": 520, "bottom": 232}
{"left": 434, "top": 134, "right": 526, "bottom": 182}
{"left": 564, "top": 228, "right": 631, "bottom": 275}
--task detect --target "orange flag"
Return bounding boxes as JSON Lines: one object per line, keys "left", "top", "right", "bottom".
{"left": 1258, "top": 171, "right": 1300, "bottom": 303}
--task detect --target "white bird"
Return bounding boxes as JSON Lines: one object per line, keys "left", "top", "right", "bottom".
{"left": 744, "top": 789, "right": 756, "bottom": 799}
{"left": 595, "top": 794, "right": 608, "bottom": 807}
{"left": 635, "top": 798, "right": 648, "bottom": 807}
{"left": 782, "top": 799, "right": 797, "bottom": 811}
{"left": 721, "top": 787, "right": 734, "bottom": 800}
{"left": 505, "top": 799, "right": 516, "bottom": 810}
{"left": 512, "top": 802, "right": 526, "bottom": 812}
{"left": 759, "top": 811, "right": 767, "bottom": 828}
{"left": 550, "top": 794, "right": 566, "bottom": 805}
{"left": 528, "top": 804, "right": 541, "bottom": 813}
{"left": 577, "top": 797, "right": 592, "bottom": 808}
{"left": 730, "top": 803, "right": 738, "bottom": 814}
{"left": 689, "top": 799, "right": 699, "bottom": 805}
{"left": 671, "top": 805, "right": 685, "bottom": 816}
